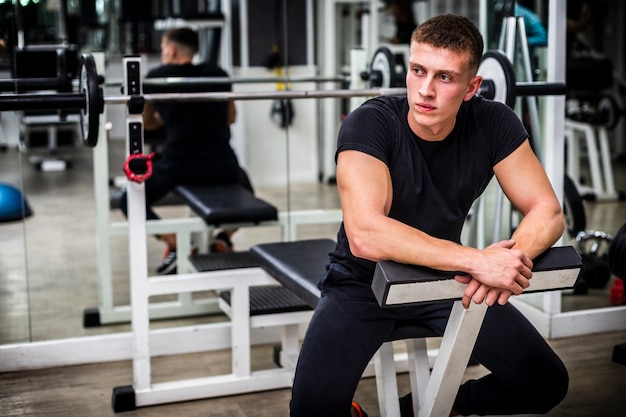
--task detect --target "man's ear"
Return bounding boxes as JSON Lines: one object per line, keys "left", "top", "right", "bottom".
{"left": 464, "top": 75, "right": 482, "bottom": 101}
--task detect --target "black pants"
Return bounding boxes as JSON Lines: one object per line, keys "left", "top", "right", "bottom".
{"left": 119, "top": 153, "right": 253, "bottom": 222}
{"left": 290, "top": 264, "right": 569, "bottom": 417}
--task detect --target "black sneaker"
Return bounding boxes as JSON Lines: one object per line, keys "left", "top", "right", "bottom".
{"left": 209, "top": 231, "right": 234, "bottom": 253}
{"left": 156, "top": 248, "right": 177, "bottom": 275}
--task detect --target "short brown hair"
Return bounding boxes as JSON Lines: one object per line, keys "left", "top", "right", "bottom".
{"left": 164, "top": 27, "right": 199, "bottom": 56}
{"left": 411, "top": 14, "right": 484, "bottom": 72}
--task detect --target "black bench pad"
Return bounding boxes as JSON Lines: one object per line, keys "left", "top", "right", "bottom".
{"left": 220, "top": 286, "right": 311, "bottom": 316}
{"left": 191, "top": 250, "right": 313, "bottom": 316}
{"left": 189, "top": 251, "right": 260, "bottom": 272}
{"left": 175, "top": 184, "right": 278, "bottom": 226}
{"left": 250, "top": 238, "right": 439, "bottom": 340}
{"left": 250, "top": 239, "right": 336, "bottom": 309}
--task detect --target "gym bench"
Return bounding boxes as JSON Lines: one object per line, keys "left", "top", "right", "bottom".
{"left": 112, "top": 190, "right": 342, "bottom": 412}
{"left": 248, "top": 240, "right": 583, "bottom": 417}
{"left": 90, "top": 181, "right": 283, "bottom": 326}
{"left": 173, "top": 183, "right": 279, "bottom": 273}
{"left": 248, "top": 239, "right": 445, "bottom": 417}
{"left": 113, "top": 230, "right": 580, "bottom": 414}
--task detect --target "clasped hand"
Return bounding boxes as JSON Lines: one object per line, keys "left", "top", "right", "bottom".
{"left": 454, "top": 239, "right": 533, "bottom": 309}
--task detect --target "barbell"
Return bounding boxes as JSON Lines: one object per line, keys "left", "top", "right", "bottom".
{"left": 0, "top": 49, "right": 566, "bottom": 148}
{"left": 363, "top": 47, "right": 566, "bottom": 109}
{"left": 0, "top": 54, "right": 405, "bottom": 148}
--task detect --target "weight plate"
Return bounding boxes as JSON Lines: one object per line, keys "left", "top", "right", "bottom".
{"left": 575, "top": 230, "right": 612, "bottom": 257}
{"left": 370, "top": 47, "right": 396, "bottom": 89}
{"left": 79, "top": 54, "right": 102, "bottom": 147}
{"left": 563, "top": 174, "right": 586, "bottom": 238}
{"left": 608, "top": 223, "right": 626, "bottom": 279}
{"left": 477, "top": 50, "right": 516, "bottom": 109}
{"left": 596, "top": 94, "right": 619, "bottom": 131}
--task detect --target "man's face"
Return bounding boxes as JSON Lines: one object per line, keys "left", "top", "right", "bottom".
{"left": 405, "top": 42, "right": 481, "bottom": 140}
{"left": 160, "top": 37, "right": 175, "bottom": 64}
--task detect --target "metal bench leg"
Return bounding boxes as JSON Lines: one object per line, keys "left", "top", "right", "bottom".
{"left": 407, "top": 337, "right": 431, "bottom": 412}
{"left": 279, "top": 324, "right": 301, "bottom": 371}
{"left": 375, "top": 341, "right": 402, "bottom": 417}
{"left": 418, "top": 301, "right": 488, "bottom": 417}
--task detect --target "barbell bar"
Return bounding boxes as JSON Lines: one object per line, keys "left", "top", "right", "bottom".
{"left": 476, "top": 50, "right": 566, "bottom": 108}
{"left": 0, "top": 77, "right": 73, "bottom": 93}
{"left": 0, "top": 50, "right": 566, "bottom": 149}
{"left": 0, "top": 54, "right": 406, "bottom": 148}
{"left": 365, "top": 47, "right": 567, "bottom": 109}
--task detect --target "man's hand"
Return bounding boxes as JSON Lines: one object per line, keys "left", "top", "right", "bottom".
{"left": 454, "top": 239, "right": 533, "bottom": 309}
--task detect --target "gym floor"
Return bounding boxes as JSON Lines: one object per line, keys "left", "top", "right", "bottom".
{"left": 1, "top": 137, "right": 625, "bottom": 416}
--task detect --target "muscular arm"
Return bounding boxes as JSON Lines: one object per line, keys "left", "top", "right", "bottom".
{"left": 457, "top": 139, "right": 565, "bottom": 307}
{"left": 495, "top": 139, "right": 565, "bottom": 259}
{"left": 338, "top": 150, "right": 470, "bottom": 268}
{"left": 338, "top": 139, "right": 564, "bottom": 308}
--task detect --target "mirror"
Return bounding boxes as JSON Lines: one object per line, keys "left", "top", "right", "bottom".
{"left": 1, "top": 0, "right": 624, "bottom": 358}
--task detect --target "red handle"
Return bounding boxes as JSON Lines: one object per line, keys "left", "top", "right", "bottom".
{"left": 123, "top": 152, "right": 155, "bottom": 183}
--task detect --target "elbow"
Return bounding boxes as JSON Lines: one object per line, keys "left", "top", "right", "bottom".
{"left": 557, "top": 211, "right": 566, "bottom": 236}
{"left": 347, "top": 231, "right": 381, "bottom": 262}
{"left": 551, "top": 204, "right": 567, "bottom": 241}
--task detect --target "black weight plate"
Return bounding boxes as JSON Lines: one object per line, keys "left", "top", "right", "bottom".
{"left": 596, "top": 94, "right": 620, "bottom": 131}
{"left": 477, "top": 50, "right": 516, "bottom": 109}
{"left": 370, "top": 47, "right": 396, "bottom": 89}
{"left": 79, "top": 54, "right": 102, "bottom": 147}
{"left": 563, "top": 174, "right": 586, "bottom": 237}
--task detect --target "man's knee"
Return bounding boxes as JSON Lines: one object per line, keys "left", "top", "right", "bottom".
{"left": 525, "top": 358, "right": 569, "bottom": 413}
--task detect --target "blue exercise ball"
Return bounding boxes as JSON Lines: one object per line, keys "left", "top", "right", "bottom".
{"left": 0, "top": 183, "right": 33, "bottom": 223}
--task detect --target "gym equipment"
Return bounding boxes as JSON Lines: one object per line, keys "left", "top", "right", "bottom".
{"left": 372, "top": 246, "right": 582, "bottom": 307}
{"left": 249, "top": 240, "right": 581, "bottom": 417}
{"left": 0, "top": 183, "right": 33, "bottom": 223}
{"left": 565, "top": 115, "right": 623, "bottom": 202}
{"left": 370, "top": 246, "right": 581, "bottom": 416}
{"left": 0, "top": 53, "right": 405, "bottom": 148}
{"left": 358, "top": 46, "right": 566, "bottom": 108}
{"left": 563, "top": 174, "right": 587, "bottom": 238}
{"left": 477, "top": 50, "right": 567, "bottom": 109}
{"left": 364, "top": 46, "right": 407, "bottom": 89}
{"left": 596, "top": 94, "right": 625, "bottom": 131}
{"left": 574, "top": 230, "right": 613, "bottom": 291}
{"left": 109, "top": 56, "right": 347, "bottom": 411}
{"left": 0, "top": 48, "right": 565, "bottom": 149}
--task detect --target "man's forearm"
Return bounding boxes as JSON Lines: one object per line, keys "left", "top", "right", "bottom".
{"left": 510, "top": 203, "right": 565, "bottom": 259}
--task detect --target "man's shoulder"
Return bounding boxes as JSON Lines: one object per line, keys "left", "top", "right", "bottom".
{"left": 463, "top": 95, "right": 512, "bottom": 116}
{"left": 360, "top": 95, "right": 407, "bottom": 113}
{"left": 146, "top": 63, "right": 228, "bottom": 78}
{"left": 193, "top": 62, "right": 229, "bottom": 77}
{"left": 146, "top": 64, "right": 178, "bottom": 78}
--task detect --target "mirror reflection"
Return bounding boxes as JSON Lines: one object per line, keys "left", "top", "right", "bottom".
{"left": 0, "top": 1, "right": 624, "bottom": 358}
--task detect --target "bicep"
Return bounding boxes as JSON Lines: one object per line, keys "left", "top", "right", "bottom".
{"left": 336, "top": 150, "right": 392, "bottom": 231}
{"left": 494, "top": 139, "right": 559, "bottom": 215}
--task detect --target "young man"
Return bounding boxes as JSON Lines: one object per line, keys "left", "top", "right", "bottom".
{"left": 290, "top": 14, "right": 568, "bottom": 417}
{"left": 118, "top": 27, "right": 251, "bottom": 274}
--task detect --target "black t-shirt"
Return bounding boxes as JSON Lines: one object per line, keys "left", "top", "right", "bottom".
{"left": 145, "top": 63, "right": 235, "bottom": 162}
{"left": 331, "top": 95, "right": 528, "bottom": 283}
